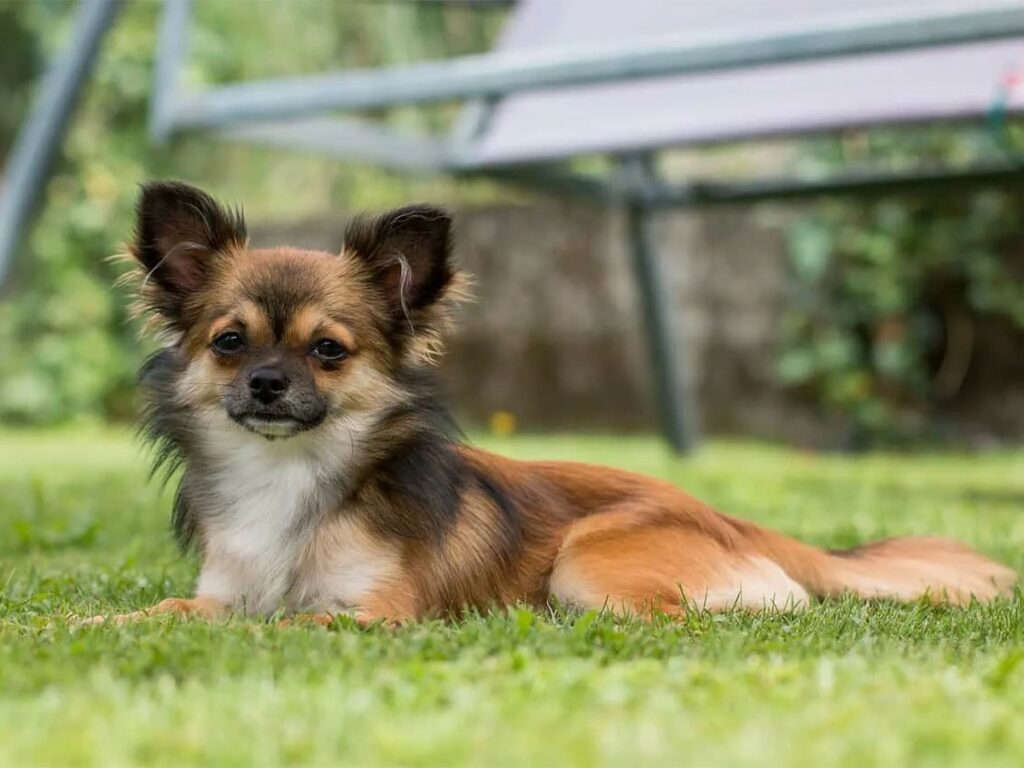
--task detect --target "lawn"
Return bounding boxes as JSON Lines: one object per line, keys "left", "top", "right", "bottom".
{"left": 1, "top": 427, "right": 1023, "bottom": 767}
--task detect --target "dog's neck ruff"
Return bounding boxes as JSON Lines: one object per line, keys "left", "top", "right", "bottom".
{"left": 184, "top": 409, "right": 370, "bottom": 613}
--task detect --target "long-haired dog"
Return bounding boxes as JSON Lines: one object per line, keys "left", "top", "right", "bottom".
{"left": 86, "top": 181, "right": 1016, "bottom": 626}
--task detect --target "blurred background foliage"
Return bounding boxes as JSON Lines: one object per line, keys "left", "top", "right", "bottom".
{"left": 779, "top": 128, "right": 1024, "bottom": 444}
{"left": 1, "top": 1, "right": 1023, "bottom": 445}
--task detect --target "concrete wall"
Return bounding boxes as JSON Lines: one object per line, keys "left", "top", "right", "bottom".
{"left": 253, "top": 200, "right": 1022, "bottom": 444}
{"left": 253, "top": 200, "right": 836, "bottom": 442}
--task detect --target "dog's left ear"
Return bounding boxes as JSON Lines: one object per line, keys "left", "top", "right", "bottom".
{"left": 343, "top": 205, "right": 454, "bottom": 323}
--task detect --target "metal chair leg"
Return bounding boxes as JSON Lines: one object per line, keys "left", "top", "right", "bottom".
{"left": 626, "top": 200, "right": 697, "bottom": 453}
{"left": 0, "top": 0, "right": 122, "bottom": 287}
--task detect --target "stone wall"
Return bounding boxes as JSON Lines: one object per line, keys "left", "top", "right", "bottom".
{"left": 253, "top": 200, "right": 836, "bottom": 442}
{"left": 253, "top": 200, "right": 1023, "bottom": 444}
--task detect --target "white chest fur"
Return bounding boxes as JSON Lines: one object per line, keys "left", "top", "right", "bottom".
{"left": 191, "top": 415, "right": 396, "bottom": 616}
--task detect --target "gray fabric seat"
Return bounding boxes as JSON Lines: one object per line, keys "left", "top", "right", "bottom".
{"left": 465, "top": 0, "right": 1024, "bottom": 167}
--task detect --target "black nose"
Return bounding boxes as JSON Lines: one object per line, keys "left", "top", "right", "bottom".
{"left": 248, "top": 367, "right": 290, "bottom": 405}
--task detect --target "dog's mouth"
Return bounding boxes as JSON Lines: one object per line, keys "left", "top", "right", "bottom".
{"left": 235, "top": 412, "right": 316, "bottom": 440}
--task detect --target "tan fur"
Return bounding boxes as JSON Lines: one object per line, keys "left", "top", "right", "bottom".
{"left": 80, "top": 596, "right": 224, "bottom": 625}
{"left": 293, "top": 513, "right": 414, "bottom": 619}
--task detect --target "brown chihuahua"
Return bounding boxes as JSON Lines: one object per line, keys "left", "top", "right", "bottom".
{"left": 87, "top": 181, "right": 1016, "bottom": 626}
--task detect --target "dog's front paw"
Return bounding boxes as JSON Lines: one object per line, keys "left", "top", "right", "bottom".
{"left": 73, "top": 608, "right": 152, "bottom": 627}
{"left": 147, "top": 596, "right": 223, "bottom": 619}
{"left": 74, "top": 596, "right": 224, "bottom": 627}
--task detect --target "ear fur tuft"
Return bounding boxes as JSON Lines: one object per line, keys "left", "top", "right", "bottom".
{"left": 344, "top": 204, "right": 454, "bottom": 324}
{"left": 128, "top": 180, "right": 246, "bottom": 328}
{"left": 344, "top": 204, "right": 467, "bottom": 364}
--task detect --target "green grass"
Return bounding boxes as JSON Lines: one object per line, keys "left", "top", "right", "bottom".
{"left": 2, "top": 427, "right": 1024, "bottom": 767}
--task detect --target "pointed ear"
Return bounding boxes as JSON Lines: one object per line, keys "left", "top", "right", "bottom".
{"left": 131, "top": 181, "right": 246, "bottom": 305}
{"left": 343, "top": 205, "right": 454, "bottom": 324}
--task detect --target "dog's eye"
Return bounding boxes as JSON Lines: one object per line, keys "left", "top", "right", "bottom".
{"left": 311, "top": 338, "right": 347, "bottom": 362}
{"left": 211, "top": 331, "right": 246, "bottom": 355}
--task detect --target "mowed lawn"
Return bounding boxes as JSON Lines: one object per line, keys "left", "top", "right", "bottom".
{"left": 2, "top": 428, "right": 1024, "bottom": 767}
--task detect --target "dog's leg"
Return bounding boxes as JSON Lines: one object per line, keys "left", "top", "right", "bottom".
{"left": 549, "top": 506, "right": 809, "bottom": 617}
{"left": 76, "top": 596, "right": 226, "bottom": 626}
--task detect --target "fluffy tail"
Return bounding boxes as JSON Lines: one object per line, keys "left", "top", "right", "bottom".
{"left": 760, "top": 532, "right": 1017, "bottom": 605}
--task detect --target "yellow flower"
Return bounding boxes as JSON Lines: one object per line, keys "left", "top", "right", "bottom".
{"left": 489, "top": 410, "right": 517, "bottom": 437}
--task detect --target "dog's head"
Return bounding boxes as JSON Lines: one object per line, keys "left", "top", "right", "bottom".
{"left": 129, "top": 181, "right": 462, "bottom": 442}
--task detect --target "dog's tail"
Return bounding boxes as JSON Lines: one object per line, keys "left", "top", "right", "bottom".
{"left": 757, "top": 530, "right": 1017, "bottom": 605}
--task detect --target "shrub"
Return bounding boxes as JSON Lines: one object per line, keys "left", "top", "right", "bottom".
{"left": 778, "top": 129, "right": 1024, "bottom": 444}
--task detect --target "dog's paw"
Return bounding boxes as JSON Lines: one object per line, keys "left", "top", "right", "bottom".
{"left": 72, "top": 597, "right": 223, "bottom": 627}
{"left": 71, "top": 609, "right": 150, "bottom": 628}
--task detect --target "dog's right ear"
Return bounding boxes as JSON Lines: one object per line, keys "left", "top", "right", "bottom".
{"left": 130, "top": 181, "right": 246, "bottom": 319}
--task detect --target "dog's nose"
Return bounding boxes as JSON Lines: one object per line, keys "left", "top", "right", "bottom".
{"left": 249, "top": 367, "right": 290, "bottom": 405}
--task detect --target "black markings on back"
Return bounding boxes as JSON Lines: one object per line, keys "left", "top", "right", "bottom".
{"left": 469, "top": 467, "right": 523, "bottom": 561}
{"left": 358, "top": 365, "right": 523, "bottom": 559}
{"left": 371, "top": 433, "right": 464, "bottom": 542}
